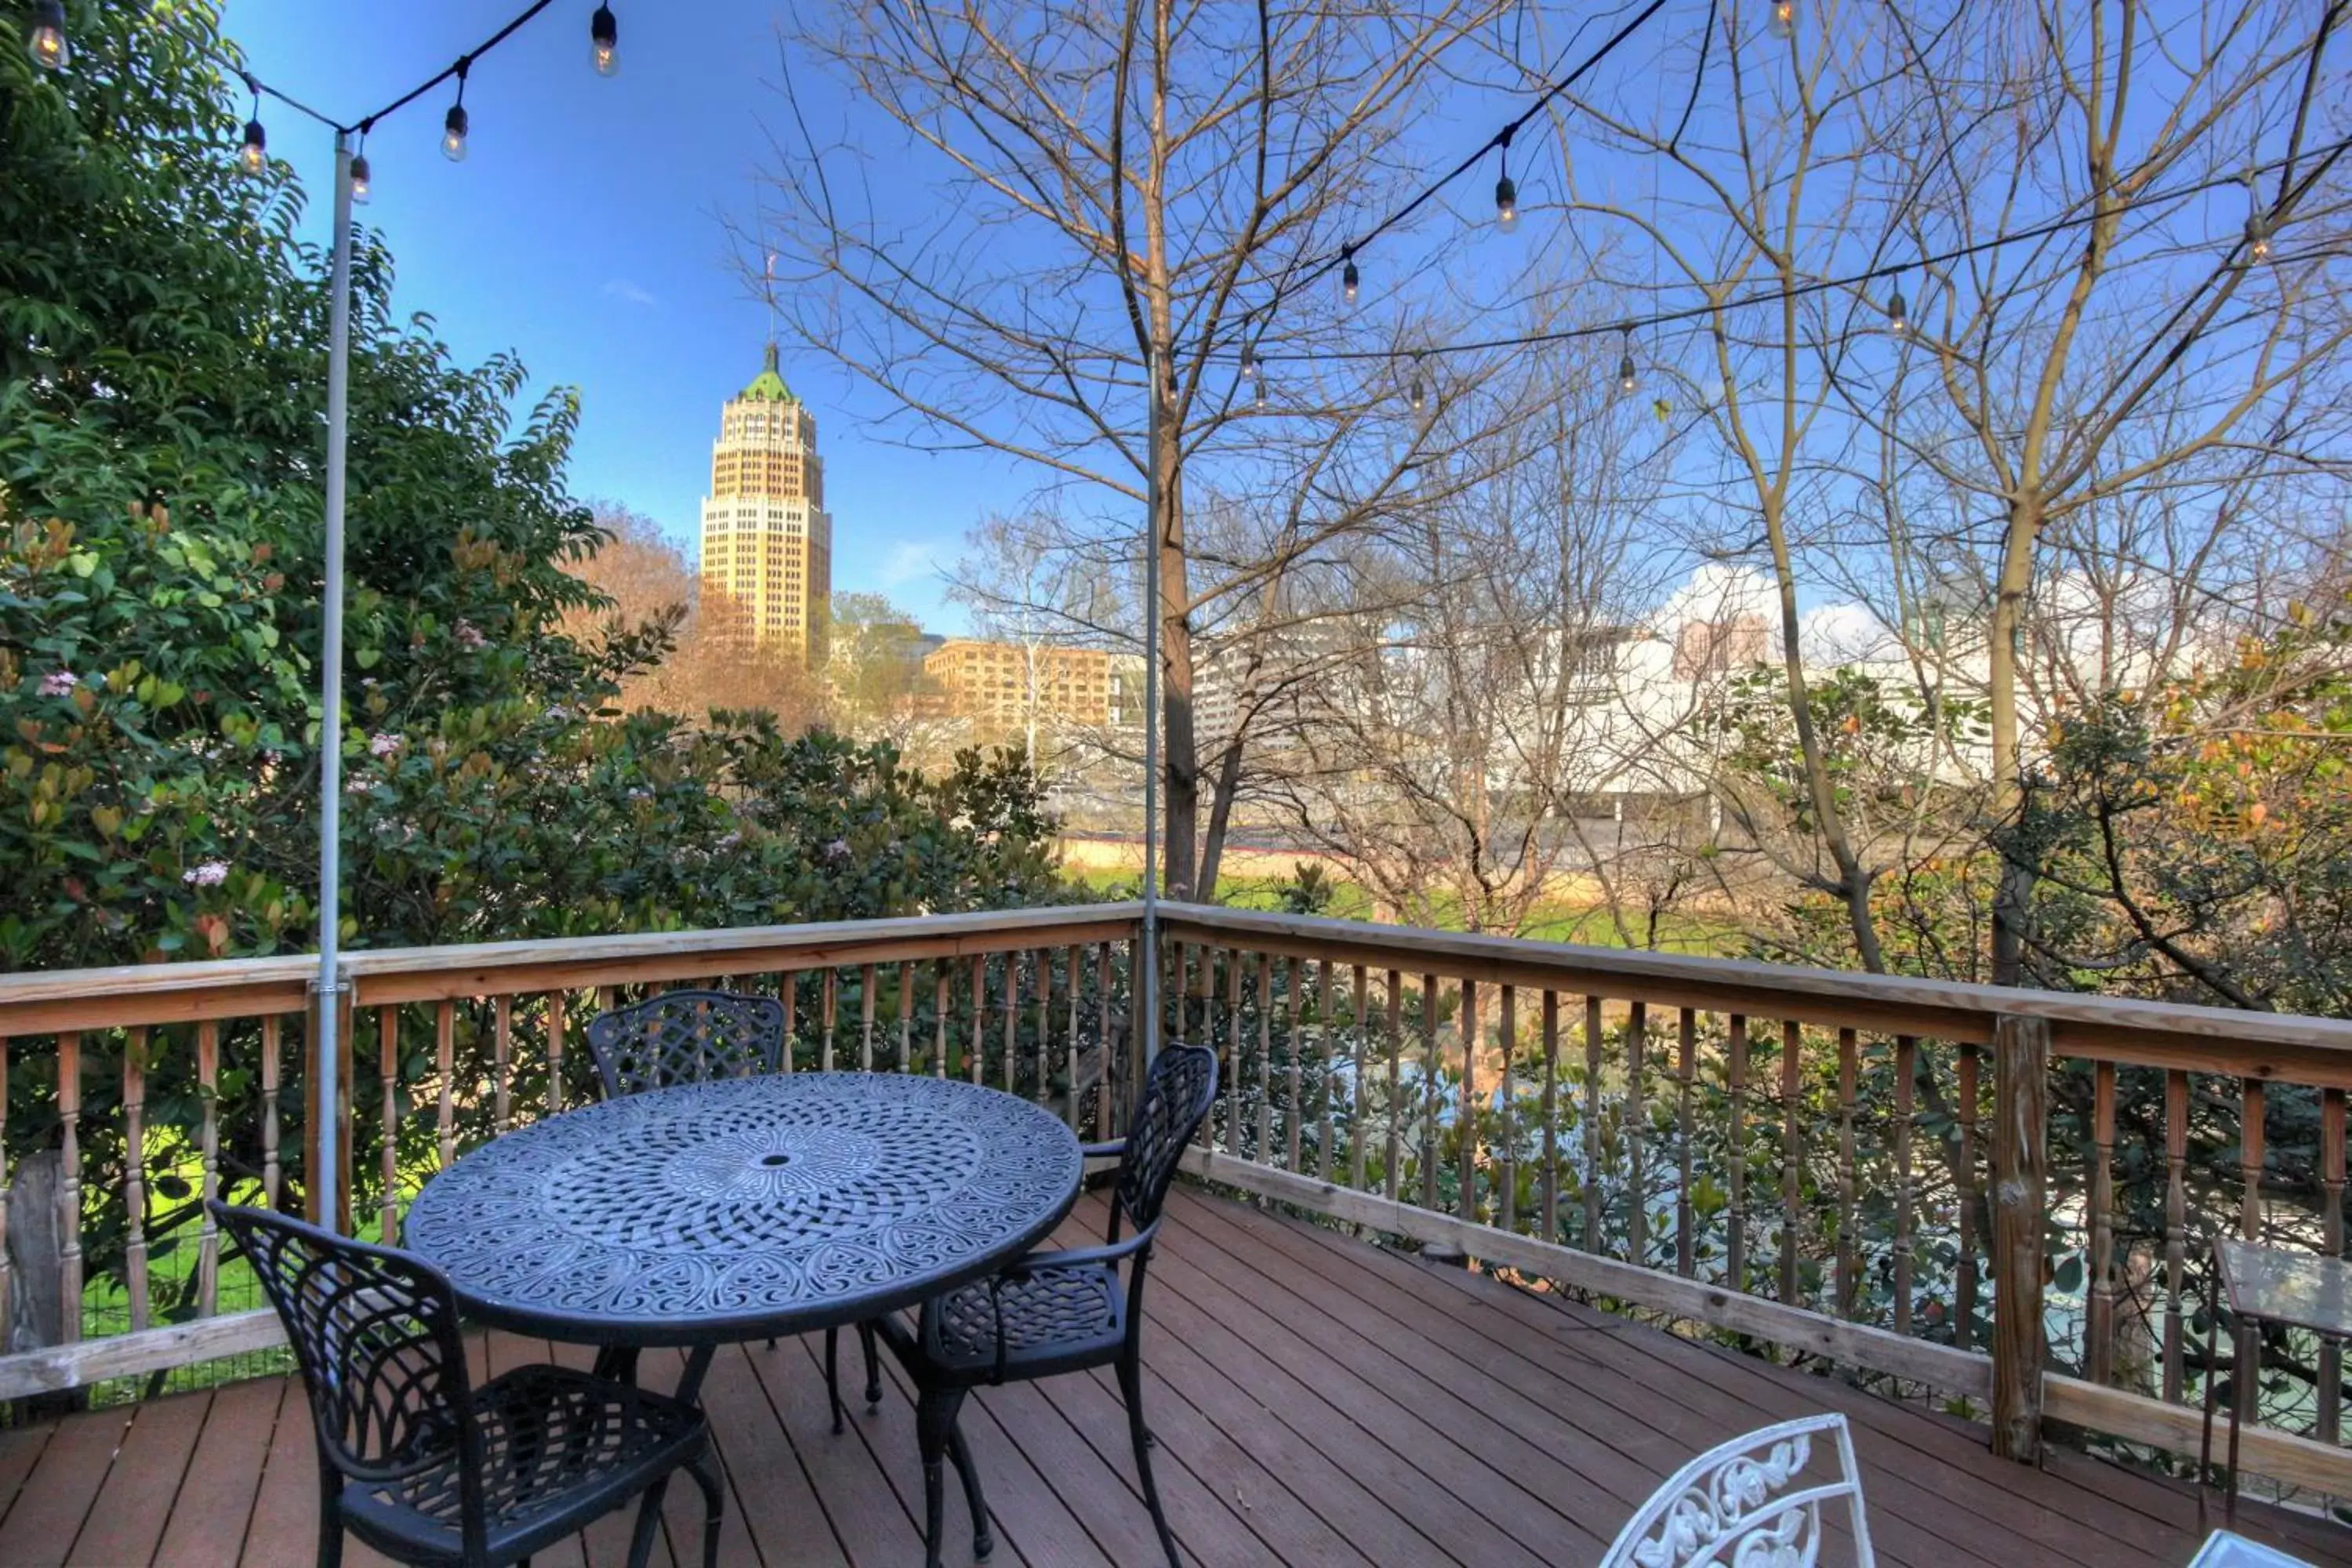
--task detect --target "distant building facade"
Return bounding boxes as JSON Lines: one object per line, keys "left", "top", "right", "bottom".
{"left": 923, "top": 640, "right": 1115, "bottom": 728}
{"left": 699, "top": 344, "right": 833, "bottom": 665}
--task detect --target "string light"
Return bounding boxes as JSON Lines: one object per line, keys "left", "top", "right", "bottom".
{"left": 1407, "top": 355, "right": 1427, "bottom": 413}
{"left": 1342, "top": 249, "right": 1360, "bottom": 308}
{"left": 1616, "top": 327, "right": 1638, "bottom": 394}
{"left": 2245, "top": 209, "right": 2274, "bottom": 263}
{"left": 441, "top": 60, "right": 472, "bottom": 162}
{"left": 590, "top": 4, "right": 619, "bottom": 77}
{"left": 349, "top": 151, "right": 372, "bottom": 205}
{"left": 1768, "top": 0, "right": 1795, "bottom": 39}
{"left": 1886, "top": 271, "right": 1907, "bottom": 335}
{"left": 238, "top": 78, "right": 267, "bottom": 178}
{"left": 1239, "top": 342, "right": 1257, "bottom": 382}
{"left": 1495, "top": 129, "right": 1519, "bottom": 234}
{"left": 26, "top": 0, "right": 67, "bottom": 70}
{"left": 1254, "top": 374, "right": 1268, "bottom": 410}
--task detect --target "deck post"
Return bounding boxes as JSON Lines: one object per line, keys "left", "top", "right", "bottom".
{"left": 1991, "top": 1012, "right": 2049, "bottom": 1461}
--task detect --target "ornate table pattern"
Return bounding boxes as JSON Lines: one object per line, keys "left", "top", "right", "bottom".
{"left": 405, "top": 1073, "right": 1083, "bottom": 1349}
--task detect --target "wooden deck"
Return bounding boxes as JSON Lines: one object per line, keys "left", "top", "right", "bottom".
{"left": 2, "top": 1187, "right": 2345, "bottom": 1568}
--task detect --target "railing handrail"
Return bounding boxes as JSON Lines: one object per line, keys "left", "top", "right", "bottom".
{"left": 0, "top": 902, "right": 1149, "bottom": 1033}
{"left": 1159, "top": 902, "right": 2352, "bottom": 1084}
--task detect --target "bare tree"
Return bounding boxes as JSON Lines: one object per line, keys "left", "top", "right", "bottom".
{"left": 748, "top": 0, "right": 1514, "bottom": 895}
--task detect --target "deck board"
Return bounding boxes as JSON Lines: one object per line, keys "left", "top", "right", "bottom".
{"left": 3, "top": 1185, "right": 2346, "bottom": 1567}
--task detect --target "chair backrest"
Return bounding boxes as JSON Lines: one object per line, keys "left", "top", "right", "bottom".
{"left": 1111, "top": 1040, "right": 1218, "bottom": 1240}
{"left": 209, "top": 1202, "right": 478, "bottom": 1492}
{"left": 584, "top": 988, "right": 787, "bottom": 1098}
{"left": 1599, "top": 1412, "right": 1874, "bottom": 1568}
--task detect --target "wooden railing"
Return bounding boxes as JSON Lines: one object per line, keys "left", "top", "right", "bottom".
{"left": 4, "top": 897, "right": 2349, "bottom": 1501}
{"left": 0, "top": 904, "right": 1142, "bottom": 1399}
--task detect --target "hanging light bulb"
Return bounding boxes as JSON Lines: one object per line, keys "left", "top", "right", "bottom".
{"left": 1254, "top": 373, "right": 1268, "bottom": 411}
{"left": 1239, "top": 341, "right": 1257, "bottom": 382}
{"left": 1886, "top": 272, "right": 1908, "bottom": 336}
{"left": 1494, "top": 130, "right": 1519, "bottom": 234}
{"left": 1407, "top": 354, "right": 1427, "bottom": 414}
{"left": 1617, "top": 328, "right": 1638, "bottom": 396}
{"left": 1768, "top": 0, "right": 1795, "bottom": 39}
{"left": 2245, "top": 209, "right": 2274, "bottom": 263}
{"left": 442, "top": 61, "right": 472, "bottom": 162}
{"left": 349, "top": 152, "right": 372, "bottom": 205}
{"left": 27, "top": 0, "right": 67, "bottom": 70}
{"left": 240, "top": 118, "right": 268, "bottom": 176}
{"left": 1342, "top": 249, "right": 1360, "bottom": 309}
{"left": 590, "top": 4, "right": 619, "bottom": 77}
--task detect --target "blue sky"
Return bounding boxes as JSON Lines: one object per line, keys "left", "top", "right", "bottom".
{"left": 221, "top": 0, "right": 1013, "bottom": 633}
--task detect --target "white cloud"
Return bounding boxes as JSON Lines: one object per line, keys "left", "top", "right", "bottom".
{"left": 600, "top": 278, "right": 660, "bottom": 308}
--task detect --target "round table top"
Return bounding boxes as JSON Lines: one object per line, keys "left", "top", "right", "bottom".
{"left": 404, "top": 1073, "right": 1083, "bottom": 1346}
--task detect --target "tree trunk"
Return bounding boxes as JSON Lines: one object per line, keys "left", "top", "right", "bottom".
{"left": 1156, "top": 389, "right": 1200, "bottom": 902}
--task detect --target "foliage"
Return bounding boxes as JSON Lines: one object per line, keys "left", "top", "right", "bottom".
{"left": 0, "top": 2, "right": 1071, "bottom": 1316}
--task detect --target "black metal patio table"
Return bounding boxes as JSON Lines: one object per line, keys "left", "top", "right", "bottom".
{"left": 404, "top": 1072, "right": 1084, "bottom": 1403}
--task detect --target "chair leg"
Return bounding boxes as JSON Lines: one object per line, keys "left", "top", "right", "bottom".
{"left": 1119, "top": 1353, "right": 1181, "bottom": 1568}
{"left": 624, "top": 1476, "right": 672, "bottom": 1568}
{"left": 686, "top": 1452, "right": 726, "bottom": 1568}
{"left": 861, "top": 1320, "right": 882, "bottom": 1408}
{"left": 315, "top": 1478, "right": 344, "bottom": 1568}
{"left": 826, "top": 1326, "right": 846, "bottom": 1434}
{"left": 948, "top": 1419, "right": 994, "bottom": 1560}
{"left": 915, "top": 1388, "right": 967, "bottom": 1568}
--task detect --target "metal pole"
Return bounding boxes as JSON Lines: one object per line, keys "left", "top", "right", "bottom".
{"left": 1139, "top": 347, "right": 1162, "bottom": 1057}
{"left": 314, "top": 130, "right": 356, "bottom": 1229}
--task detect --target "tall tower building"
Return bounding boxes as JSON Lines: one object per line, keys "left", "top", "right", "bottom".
{"left": 699, "top": 345, "right": 833, "bottom": 665}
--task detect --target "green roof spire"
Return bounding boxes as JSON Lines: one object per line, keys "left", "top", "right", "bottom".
{"left": 739, "top": 341, "right": 794, "bottom": 403}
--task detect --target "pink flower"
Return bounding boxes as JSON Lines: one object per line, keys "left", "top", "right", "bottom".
{"left": 183, "top": 861, "right": 230, "bottom": 887}
{"left": 368, "top": 732, "right": 402, "bottom": 757}
{"left": 453, "top": 619, "right": 487, "bottom": 651}
{"left": 38, "top": 670, "right": 78, "bottom": 697}
{"left": 825, "top": 837, "right": 851, "bottom": 860}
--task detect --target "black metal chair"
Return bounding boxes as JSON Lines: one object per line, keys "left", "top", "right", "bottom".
{"left": 583, "top": 987, "right": 878, "bottom": 1432}
{"left": 212, "top": 1200, "right": 721, "bottom": 1568}
{"left": 875, "top": 1040, "right": 1218, "bottom": 1568}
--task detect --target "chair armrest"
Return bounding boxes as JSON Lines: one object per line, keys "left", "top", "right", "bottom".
{"left": 1080, "top": 1139, "right": 1126, "bottom": 1160}
{"left": 1001, "top": 1219, "right": 1162, "bottom": 1280}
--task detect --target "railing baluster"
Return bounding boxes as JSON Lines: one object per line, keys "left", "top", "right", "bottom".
{"left": 1780, "top": 1020, "right": 1802, "bottom": 1306}
{"left": 1256, "top": 954, "right": 1274, "bottom": 1163}
{"left": 0, "top": 1038, "right": 10, "bottom": 1350}
{"left": 824, "top": 969, "right": 841, "bottom": 1074}
{"left": 197, "top": 1020, "right": 220, "bottom": 1316}
{"left": 1004, "top": 954, "right": 1022, "bottom": 1092}
{"left": 1497, "top": 986, "right": 1517, "bottom": 1233}
{"left": 2241, "top": 1077, "right": 2266, "bottom": 1239}
{"left": 1675, "top": 1007, "right": 1696, "bottom": 1278}
{"left": 899, "top": 961, "right": 916, "bottom": 1076}
{"left": 58, "top": 1031, "right": 81, "bottom": 1345}
{"left": 859, "top": 963, "right": 877, "bottom": 1072}
{"left": 1287, "top": 958, "right": 1305, "bottom": 1174}
{"left": 1893, "top": 1036, "right": 1915, "bottom": 1336}
{"left": 1583, "top": 996, "right": 1602, "bottom": 1251}
{"left": 2089, "top": 1060, "right": 2117, "bottom": 1385}
{"left": 969, "top": 955, "right": 987, "bottom": 1086}
{"left": 546, "top": 991, "right": 567, "bottom": 1116}
{"left": 1958, "top": 1040, "right": 1979, "bottom": 1353}
{"left": 1421, "top": 973, "right": 1439, "bottom": 1211}
{"left": 1033, "top": 947, "right": 1052, "bottom": 1104}
{"left": 1319, "top": 960, "right": 1338, "bottom": 1186}
{"left": 493, "top": 996, "right": 514, "bottom": 1127}
{"left": 1352, "top": 964, "right": 1370, "bottom": 1194}
{"left": 124, "top": 1028, "right": 148, "bottom": 1334}
{"left": 778, "top": 975, "right": 798, "bottom": 1073}
{"left": 935, "top": 962, "right": 951, "bottom": 1079}
{"left": 1458, "top": 978, "right": 1478, "bottom": 1225}
{"left": 263, "top": 1015, "right": 283, "bottom": 1210}
{"left": 1224, "top": 950, "right": 1243, "bottom": 1152}
{"left": 1065, "top": 946, "right": 1082, "bottom": 1127}
{"left": 1837, "top": 1027, "right": 1857, "bottom": 1319}
{"left": 1384, "top": 970, "right": 1403, "bottom": 1202}
{"left": 436, "top": 1002, "right": 457, "bottom": 1170}
{"left": 2162, "top": 1068, "right": 2187, "bottom": 1402}
{"left": 2322, "top": 1087, "right": 2345, "bottom": 1442}
{"left": 1627, "top": 1002, "right": 1646, "bottom": 1265}
{"left": 1727, "top": 1014, "right": 1748, "bottom": 1291}
{"left": 1542, "top": 993, "right": 1560, "bottom": 1245}
{"left": 1094, "top": 944, "right": 1113, "bottom": 1126}
{"left": 379, "top": 1006, "right": 401, "bottom": 1245}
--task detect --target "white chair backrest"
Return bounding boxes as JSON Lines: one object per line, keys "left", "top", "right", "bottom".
{"left": 1599, "top": 1412, "right": 1875, "bottom": 1568}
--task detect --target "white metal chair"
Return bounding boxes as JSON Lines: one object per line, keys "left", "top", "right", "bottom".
{"left": 1599, "top": 1412, "right": 1875, "bottom": 1568}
